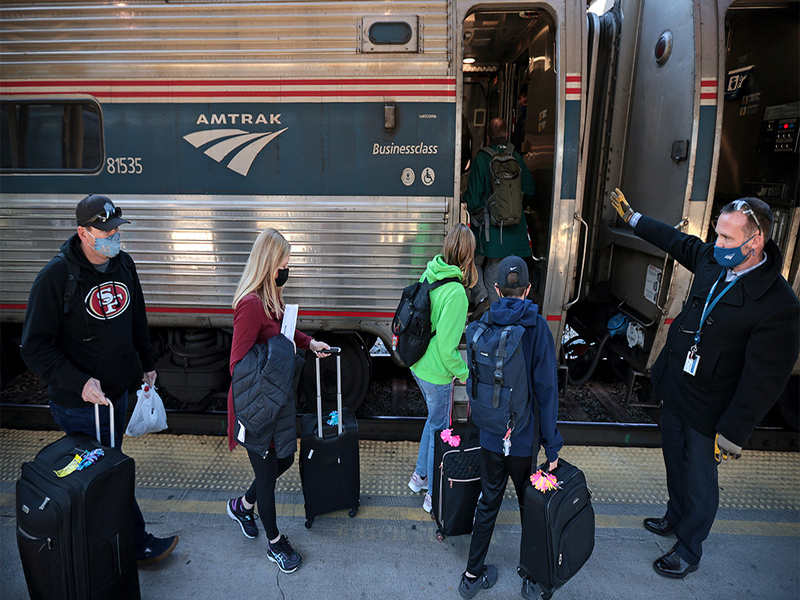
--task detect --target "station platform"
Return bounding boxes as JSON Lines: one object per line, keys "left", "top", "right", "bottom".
{"left": 1, "top": 429, "right": 798, "bottom": 600}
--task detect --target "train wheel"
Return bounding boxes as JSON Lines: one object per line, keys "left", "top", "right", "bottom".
{"left": 299, "top": 333, "right": 372, "bottom": 413}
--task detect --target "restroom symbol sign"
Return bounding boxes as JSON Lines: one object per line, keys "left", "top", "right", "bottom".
{"left": 401, "top": 168, "right": 415, "bottom": 186}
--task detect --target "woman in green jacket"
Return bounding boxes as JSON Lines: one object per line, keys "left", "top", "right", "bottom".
{"left": 408, "top": 223, "right": 477, "bottom": 513}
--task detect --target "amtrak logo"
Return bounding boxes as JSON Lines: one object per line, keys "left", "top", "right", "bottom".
{"left": 85, "top": 283, "right": 130, "bottom": 320}
{"left": 183, "top": 127, "right": 288, "bottom": 176}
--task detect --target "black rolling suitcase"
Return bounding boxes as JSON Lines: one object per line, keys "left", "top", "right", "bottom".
{"left": 431, "top": 385, "right": 481, "bottom": 541}
{"left": 299, "top": 349, "right": 360, "bottom": 528}
{"left": 517, "top": 458, "right": 594, "bottom": 600}
{"left": 16, "top": 401, "right": 140, "bottom": 600}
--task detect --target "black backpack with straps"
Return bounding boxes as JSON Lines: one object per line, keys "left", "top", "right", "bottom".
{"left": 391, "top": 276, "right": 460, "bottom": 367}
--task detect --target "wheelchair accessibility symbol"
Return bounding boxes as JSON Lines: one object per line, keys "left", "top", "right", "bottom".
{"left": 421, "top": 167, "right": 435, "bottom": 186}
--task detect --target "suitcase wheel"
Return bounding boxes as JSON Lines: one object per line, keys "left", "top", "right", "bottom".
{"left": 348, "top": 506, "right": 358, "bottom": 518}
{"left": 435, "top": 531, "right": 444, "bottom": 542}
{"left": 305, "top": 518, "right": 314, "bottom": 529}
{"left": 542, "top": 590, "right": 553, "bottom": 600}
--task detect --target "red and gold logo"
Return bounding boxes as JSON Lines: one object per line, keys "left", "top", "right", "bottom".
{"left": 85, "top": 283, "right": 130, "bottom": 320}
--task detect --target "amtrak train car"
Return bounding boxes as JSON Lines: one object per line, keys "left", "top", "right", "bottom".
{"left": 0, "top": 0, "right": 593, "bottom": 411}
{"left": 1, "top": 0, "right": 797, "bottom": 423}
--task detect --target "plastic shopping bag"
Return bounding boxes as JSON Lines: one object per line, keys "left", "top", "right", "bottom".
{"left": 125, "top": 383, "right": 168, "bottom": 437}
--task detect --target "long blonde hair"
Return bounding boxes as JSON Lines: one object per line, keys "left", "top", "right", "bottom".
{"left": 442, "top": 223, "right": 478, "bottom": 289}
{"left": 233, "top": 228, "right": 290, "bottom": 318}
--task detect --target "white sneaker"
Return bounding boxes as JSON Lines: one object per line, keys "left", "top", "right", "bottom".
{"left": 423, "top": 493, "right": 433, "bottom": 514}
{"left": 408, "top": 472, "right": 429, "bottom": 493}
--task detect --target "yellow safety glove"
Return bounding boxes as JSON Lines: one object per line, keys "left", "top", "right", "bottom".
{"left": 610, "top": 188, "right": 634, "bottom": 223}
{"left": 714, "top": 433, "right": 742, "bottom": 463}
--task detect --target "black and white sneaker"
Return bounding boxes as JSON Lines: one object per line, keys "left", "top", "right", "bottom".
{"left": 227, "top": 497, "right": 259, "bottom": 539}
{"left": 267, "top": 535, "right": 302, "bottom": 574}
{"left": 458, "top": 564, "right": 498, "bottom": 599}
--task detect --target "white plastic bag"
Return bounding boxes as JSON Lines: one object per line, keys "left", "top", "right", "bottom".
{"left": 125, "top": 383, "right": 168, "bottom": 437}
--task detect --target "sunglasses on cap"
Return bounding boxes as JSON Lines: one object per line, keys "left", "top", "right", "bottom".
{"left": 80, "top": 206, "right": 123, "bottom": 227}
{"left": 731, "top": 199, "right": 761, "bottom": 237}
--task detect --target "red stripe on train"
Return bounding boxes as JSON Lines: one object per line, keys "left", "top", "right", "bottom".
{"left": 145, "top": 307, "right": 394, "bottom": 318}
{"left": 1, "top": 78, "right": 456, "bottom": 88}
{"left": 3, "top": 90, "right": 456, "bottom": 99}
{"left": 546, "top": 315, "right": 562, "bottom": 321}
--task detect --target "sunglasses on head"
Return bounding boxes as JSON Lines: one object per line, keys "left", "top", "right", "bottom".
{"left": 731, "top": 199, "right": 761, "bottom": 237}
{"left": 81, "top": 206, "right": 122, "bottom": 227}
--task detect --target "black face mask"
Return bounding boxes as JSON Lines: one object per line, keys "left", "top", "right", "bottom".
{"left": 275, "top": 268, "right": 289, "bottom": 287}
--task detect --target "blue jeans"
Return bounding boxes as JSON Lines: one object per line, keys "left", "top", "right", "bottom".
{"left": 412, "top": 374, "right": 453, "bottom": 482}
{"left": 50, "top": 392, "right": 150, "bottom": 557}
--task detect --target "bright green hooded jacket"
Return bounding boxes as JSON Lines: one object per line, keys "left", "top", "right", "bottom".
{"left": 409, "top": 255, "right": 469, "bottom": 384}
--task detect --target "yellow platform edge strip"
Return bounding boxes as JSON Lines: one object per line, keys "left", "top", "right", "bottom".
{"left": 2, "top": 494, "right": 797, "bottom": 537}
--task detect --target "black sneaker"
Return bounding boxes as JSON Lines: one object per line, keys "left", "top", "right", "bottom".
{"left": 267, "top": 535, "right": 302, "bottom": 574}
{"left": 137, "top": 535, "right": 179, "bottom": 566}
{"left": 227, "top": 497, "right": 259, "bottom": 539}
{"left": 458, "top": 564, "right": 498, "bottom": 599}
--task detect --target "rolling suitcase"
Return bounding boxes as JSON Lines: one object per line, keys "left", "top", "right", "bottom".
{"left": 16, "top": 401, "right": 140, "bottom": 600}
{"left": 299, "top": 348, "right": 360, "bottom": 528}
{"left": 431, "top": 385, "right": 481, "bottom": 541}
{"left": 517, "top": 458, "right": 594, "bottom": 600}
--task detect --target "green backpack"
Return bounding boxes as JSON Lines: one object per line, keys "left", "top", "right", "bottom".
{"left": 479, "top": 143, "right": 523, "bottom": 242}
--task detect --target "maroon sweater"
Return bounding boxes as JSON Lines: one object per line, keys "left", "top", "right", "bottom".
{"left": 227, "top": 293, "right": 312, "bottom": 450}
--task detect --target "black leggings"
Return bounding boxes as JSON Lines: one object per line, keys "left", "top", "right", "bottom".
{"left": 244, "top": 449, "right": 294, "bottom": 540}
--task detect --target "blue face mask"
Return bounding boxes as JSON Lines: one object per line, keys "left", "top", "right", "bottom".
{"left": 88, "top": 231, "right": 121, "bottom": 258}
{"left": 713, "top": 234, "right": 756, "bottom": 268}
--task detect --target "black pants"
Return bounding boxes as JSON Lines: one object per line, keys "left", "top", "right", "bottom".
{"left": 244, "top": 449, "right": 293, "bottom": 540}
{"left": 661, "top": 400, "right": 719, "bottom": 565}
{"left": 466, "top": 448, "right": 532, "bottom": 575}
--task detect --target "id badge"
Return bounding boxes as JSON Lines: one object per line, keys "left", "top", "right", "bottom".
{"left": 683, "top": 349, "right": 700, "bottom": 376}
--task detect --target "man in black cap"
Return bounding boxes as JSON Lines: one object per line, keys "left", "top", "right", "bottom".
{"left": 21, "top": 194, "right": 179, "bottom": 566}
{"left": 458, "top": 255, "right": 562, "bottom": 599}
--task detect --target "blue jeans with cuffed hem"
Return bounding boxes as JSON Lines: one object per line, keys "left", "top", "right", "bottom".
{"left": 412, "top": 374, "right": 452, "bottom": 482}
{"left": 50, "top": 392, "right": 149, "bottom": 556}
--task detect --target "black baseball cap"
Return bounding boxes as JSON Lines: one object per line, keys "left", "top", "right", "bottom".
{"left": 76, "top": 195, "right": 130, "bottom": 231}
{"left": 497, "top": 255, "right": 530, "bottom": 288}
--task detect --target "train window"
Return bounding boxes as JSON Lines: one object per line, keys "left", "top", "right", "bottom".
{"left": 0, "top": 100, "right": 103, "bottom": 173}
{"left": 368, "top": 22, "right": 412, "bottom": 45}
{"left": 361, "top": 16, "right": 419, "bottom": 52}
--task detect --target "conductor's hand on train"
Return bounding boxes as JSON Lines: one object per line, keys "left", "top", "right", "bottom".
{"left": 310, "top": 339, "right": 332, "bottom": 358}
{"left": 610, "top": 188, "right": 635, "bottom": 224}
{"left": 714, "top": 433, "right": 742, "bottom": 462}
{"left": 82, "top": 377, "right": 109, "bottom": 405}
{"left": 143, "top": 370, "right": 157, "bottom": 388}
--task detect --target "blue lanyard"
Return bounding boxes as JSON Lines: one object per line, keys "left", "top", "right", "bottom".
{"left": 693, "top": 271, "right": 738, "bottom": 347}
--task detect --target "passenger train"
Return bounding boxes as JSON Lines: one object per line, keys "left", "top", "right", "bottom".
{"left": 1, "top": 0, "right": 797, "bottom": 424}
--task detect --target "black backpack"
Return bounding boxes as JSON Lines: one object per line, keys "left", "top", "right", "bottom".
{"left": 465, "top": 313, "right": 531, "bottom": 438}
{"left": 391, "top": 277, "right": 460, "bottom": 367}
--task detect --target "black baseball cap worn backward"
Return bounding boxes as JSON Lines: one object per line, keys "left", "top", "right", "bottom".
{"left": 76, "top": 195, "right": 130, "bottom": 231}
{"left": 497, "top": 255, "right": 530, "bottom": 288}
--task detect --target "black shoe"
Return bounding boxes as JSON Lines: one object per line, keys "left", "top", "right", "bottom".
{"left": 458, "top": 565, "right": 498, "bottom": 599}
{"left": 521, "top": 576, "right": 541, "bottom": 600}
{"left": 643, "top": 516, "right": 675, "bottom": 536}
{"left": 137, "top": 535, "right": 179, "bottom": 566}
{"left": 653, "top": 549, "right": 698, "bottom": 579}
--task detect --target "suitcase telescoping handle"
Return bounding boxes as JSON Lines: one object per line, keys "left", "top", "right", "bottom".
{"left": 93, "top": 399, "right": 115, "bottom": 447}
{"left": 315, "top": 347, "right": 342, "bottom": 438}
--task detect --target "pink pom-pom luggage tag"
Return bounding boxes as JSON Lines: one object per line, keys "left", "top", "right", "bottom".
{"left": 530, "top": 469, "right": 559, "bottom": 493}
{"left": 440, "top": 428, "right": 461, "bottom": 448}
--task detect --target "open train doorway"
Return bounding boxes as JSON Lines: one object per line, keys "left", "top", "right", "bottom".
{"left": 460, "top": 8, "right": 558, "bottom": 307}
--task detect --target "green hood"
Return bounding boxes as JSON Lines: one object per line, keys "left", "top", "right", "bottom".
{"left": 422, "top": 255, "right": 463, "bottom": 284}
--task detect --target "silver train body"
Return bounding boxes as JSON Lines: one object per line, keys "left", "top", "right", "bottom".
{"left": 1, "top": 0, "right": 797, "bottom": 414}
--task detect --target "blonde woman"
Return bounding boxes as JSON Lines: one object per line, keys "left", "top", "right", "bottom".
{"left": 225, "top": 228, "right": 330, "bottom": 573}
{"left": 407, "top": 223, "right": 478, "bottom": 512}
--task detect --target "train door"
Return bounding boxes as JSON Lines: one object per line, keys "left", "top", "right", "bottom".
{"left": 714, "top": 0, "right": 799, "bottom": 427}
{"left": 456, "top": 1, "right": 590, "bottom": 346}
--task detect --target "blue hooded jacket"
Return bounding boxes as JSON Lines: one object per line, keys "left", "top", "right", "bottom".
{"left": 479, "top": 297, "right": 563, "bottom": 461}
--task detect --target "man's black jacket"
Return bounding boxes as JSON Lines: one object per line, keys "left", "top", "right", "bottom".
{"left": 635, "top": 216, "right": 799, "bottom": 446}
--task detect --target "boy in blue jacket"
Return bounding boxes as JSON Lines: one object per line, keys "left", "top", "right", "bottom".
{"left": 459, "top": 255, "right": 563, "bottom": 600}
